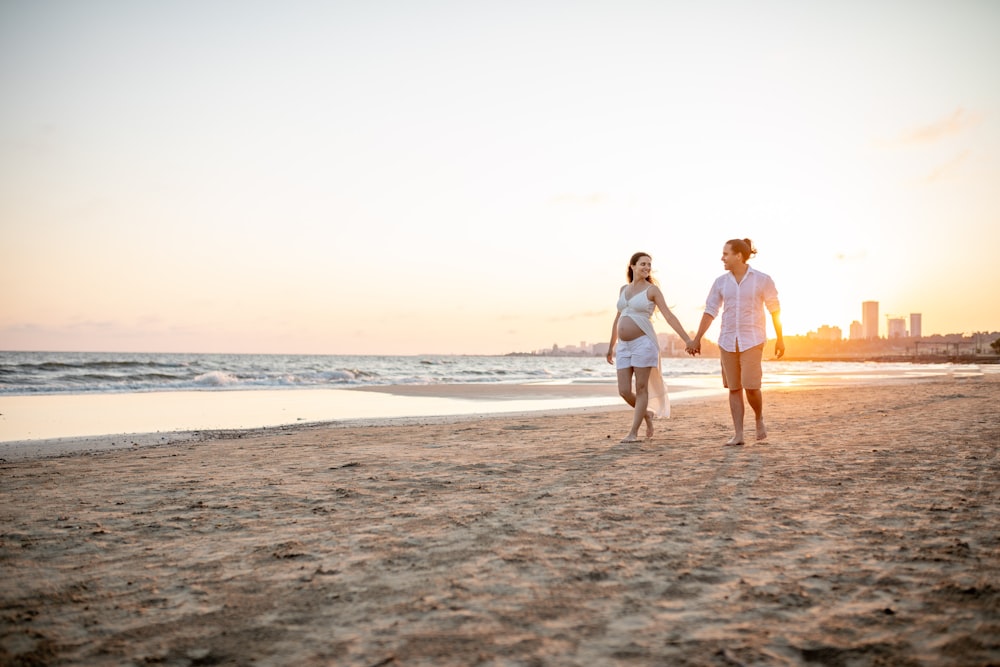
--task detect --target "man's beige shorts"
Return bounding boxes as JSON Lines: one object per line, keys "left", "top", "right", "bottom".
{"left": 720, "top": 343, "right": 764, "bottom": 391}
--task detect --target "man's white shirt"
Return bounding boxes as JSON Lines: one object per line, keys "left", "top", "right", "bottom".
{"left": 704, "top": 266, "right": 780, "bottom": 353}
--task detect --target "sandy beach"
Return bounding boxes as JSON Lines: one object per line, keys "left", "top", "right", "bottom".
{"left": 1, "top": 374, "right": 998, "bottom": 666}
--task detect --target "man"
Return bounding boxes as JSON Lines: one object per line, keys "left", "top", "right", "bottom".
{"left": 687, "top": 238, "right": 784, "bottom": 445}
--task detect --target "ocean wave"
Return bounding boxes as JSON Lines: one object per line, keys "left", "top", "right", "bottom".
{"left": 4, "top": 351, "right": 952, "bottom": 397}
{"left": 194, "top": 371, "right": 240, "bottom": 387}
{"left": 1, "top": 359, "right": 188, "bottom": 372}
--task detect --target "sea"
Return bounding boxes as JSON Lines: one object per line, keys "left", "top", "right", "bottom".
{"left": 0, "top": 351, "right": 619, "bottom": 395}
{"left": 0, "top": 351, "right": 991, "bottom": 449}
{"left": 0, "top": 350, "right": 987, "bottom": 396}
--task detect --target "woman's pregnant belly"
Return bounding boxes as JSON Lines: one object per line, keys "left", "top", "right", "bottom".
{"left": 617, "top": 316, "right": 644, "bottom": 342}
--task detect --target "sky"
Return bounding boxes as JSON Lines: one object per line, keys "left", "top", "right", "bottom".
{"left": 1, "top": 0, "right": 998, "bottom": 355}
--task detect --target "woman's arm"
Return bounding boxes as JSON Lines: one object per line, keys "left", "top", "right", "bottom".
{"left": 607, "top": 311, "right": 621, "bottom": 365}
{"left": 649, "top": 287, "right": 693, "bottom": 346}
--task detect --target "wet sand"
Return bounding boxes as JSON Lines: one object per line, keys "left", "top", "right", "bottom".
{"left": 1, "top": 375, "right": 998, "bottom": 666}
{"left": 0, "top": 383, "right": 629, "bottom": 448}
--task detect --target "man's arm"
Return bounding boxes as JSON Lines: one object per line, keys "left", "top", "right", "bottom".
{"left": 689, "top": 278, "right": 722, "bottom": 355}
{"left": 688, "top": 312, "right": 715, "bottom": 355}
{"left": 771, "top": 309, "right": 784, "bottom": 359}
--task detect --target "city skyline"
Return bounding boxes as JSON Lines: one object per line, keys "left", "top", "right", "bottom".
{"left": 534, "top": 299, "right": 993, "bottom": 356}
{"left": 535, "top": 325, "right": 1000, "bottom": 359}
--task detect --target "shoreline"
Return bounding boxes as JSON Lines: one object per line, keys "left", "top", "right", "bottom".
{"left": 782, "top": 354, "right": 1000, "bottom": 364}
{"left": 0, "top": 382, "right": 613, "bottom": 450}
{"left": 2, "top": 374, "right": 997, "bottom": 665}
{"left": 0, "top": 383, "right": 718, "bottom": 462}
{"left": 0, "top": 369, "right": 990, "bottom": 461}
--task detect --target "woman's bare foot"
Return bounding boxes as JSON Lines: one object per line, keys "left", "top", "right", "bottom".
{"left": 621, "top": 434, "right": 641, "bottom": 443}
{"left": 756, "top": 419, "right": 767, "bottom": 441}
{"left": 644, "top": 411, "right": 654, "bottom": 439}
{"left": 724, "top": 435, "right": 744, "bottom": 446}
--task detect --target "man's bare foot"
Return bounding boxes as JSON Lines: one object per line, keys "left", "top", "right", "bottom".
{"left": 644, "top": 411, "right": 654, "bottom": 439}
{"left": 725, "top": 435, "right": 744, "bottom": 446}
{"left": 621, "top": 435, "right": 641, "bottom": 444}
{"left": 756, "top": 419, "right": 767, "bottom": 441}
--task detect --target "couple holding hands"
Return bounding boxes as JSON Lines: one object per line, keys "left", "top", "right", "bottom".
{"left": 607, "top": 239, "right": 784, "bottom": 445}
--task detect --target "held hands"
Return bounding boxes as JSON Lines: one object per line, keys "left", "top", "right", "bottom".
{"left": 685, "top": 339, "right": 701, "bottom": 356}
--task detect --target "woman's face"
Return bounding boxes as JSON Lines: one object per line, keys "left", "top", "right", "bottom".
{"left": 632, "top": 256, "right": 652, "bottom": 281}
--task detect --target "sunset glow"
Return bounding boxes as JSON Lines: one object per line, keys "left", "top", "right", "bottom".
{"left": 2, "top": 1, "right": 998, "bottom": 355}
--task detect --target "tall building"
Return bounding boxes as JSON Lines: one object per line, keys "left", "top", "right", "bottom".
{"left": 910, "top": 313, "right": 922, "bottom": 338}
{"left": 810, "top": 325, "right": 842, "bottom": 341}
{"left": 862, "top": 301, "right": 879, "bottom": 339}
{"left": 850, "top": 320, "right": 864, "bottom": 340}
{"left": 887, "top": 317, "right": 907, "bottom": 338}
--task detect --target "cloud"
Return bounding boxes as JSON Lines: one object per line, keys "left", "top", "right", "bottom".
{"left": 0, "top": 318, "right": 197, "bottom": 343}
{"left": 924, "top": 150, "right": 970, "bottom": 184}
{"left": 547, "top": 310, "right": 609, "bottom": 322}
{"left": 547, "top": 193, "right": 607, "bottom": 208}
{"left": 834, "top": 251, "right": 868, "bottom": 263}
{"left": 2, "top": 123, "right": 60, "bottom": 157}
{"left": 896, "top": 108, "right": 980, "bottom": 145}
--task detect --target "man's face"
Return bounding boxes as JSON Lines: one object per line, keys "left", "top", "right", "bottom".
{"left": 721, "top": 244, "right": 743, "bottom": 272}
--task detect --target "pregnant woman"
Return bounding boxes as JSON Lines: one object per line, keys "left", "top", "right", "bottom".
{"left": 606, "top": 251, "right": 694, "bottom": 443}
